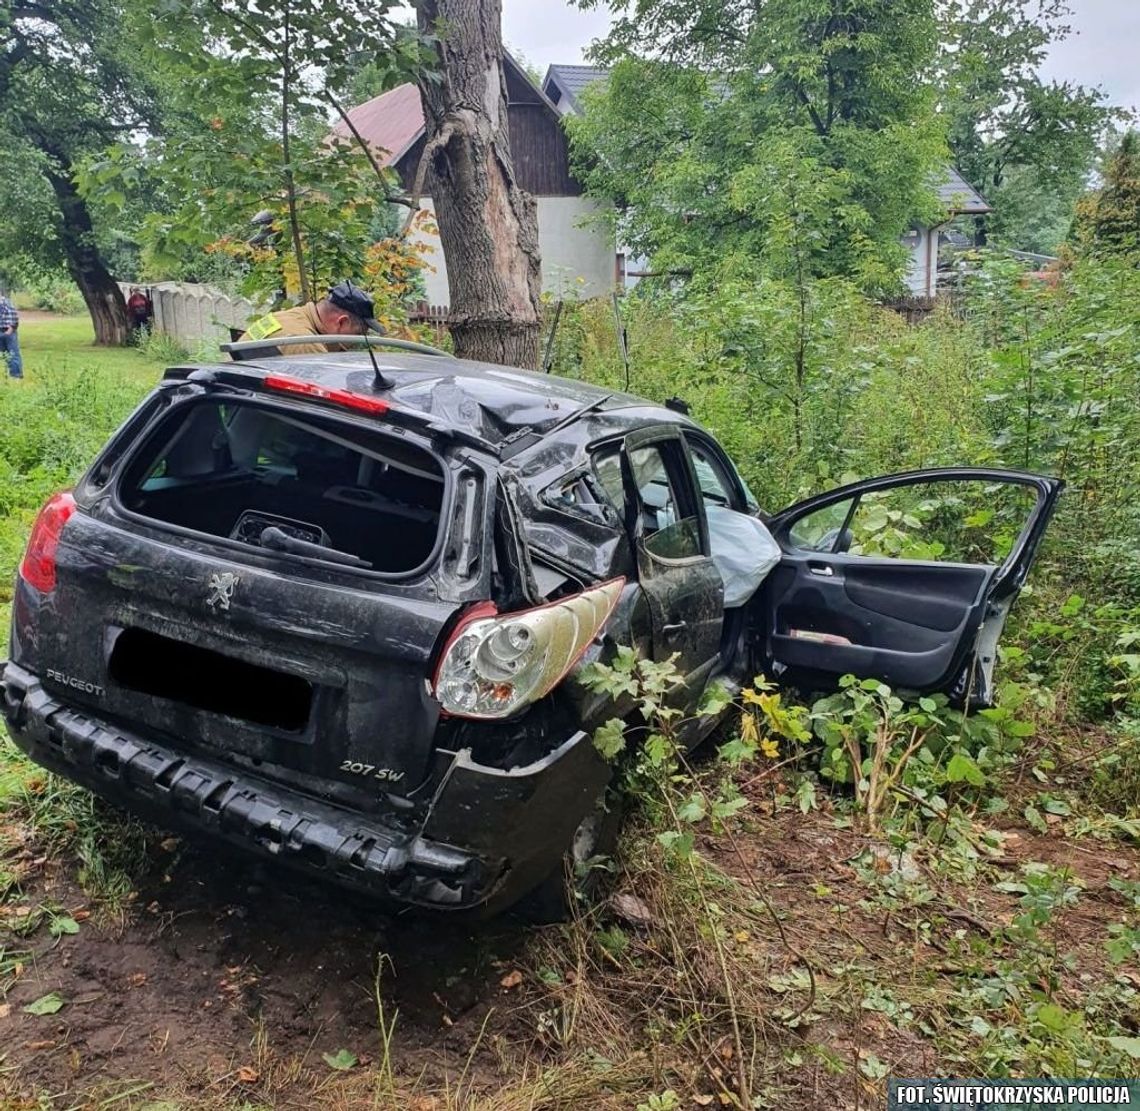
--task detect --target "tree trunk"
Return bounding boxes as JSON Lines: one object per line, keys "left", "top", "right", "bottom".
{"left": 414, "top": 0, "right": 542, "bottom": 369}
{"left": 280, "top": 8, "right": 311, "bottom": 303}
{"left": 43, "top": 159, "right": 130, "bottom": 346}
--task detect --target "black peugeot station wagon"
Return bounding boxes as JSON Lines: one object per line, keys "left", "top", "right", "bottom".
{"left": 1, "top": 336, "right": 1062, "bottom": 915}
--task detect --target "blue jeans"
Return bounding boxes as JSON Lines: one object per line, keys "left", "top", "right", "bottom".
{"left": 0, "top": 328, "right": 22, "bottom": 378}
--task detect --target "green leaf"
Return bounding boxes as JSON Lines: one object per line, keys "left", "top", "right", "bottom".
{"left": 1034, "top": 1002, "right": 1077, "bottom": 1033}
{"left": 861, "top": 506, "right": 890, "bottom": 533}
{"left": 718, "top": 735, "right": 757, "bottom": 764}
{"left": 1004, "top": 719, "right": 1036, "bottom": 737}
{"left": 858, "top": 1053, "right": 889, "bottom": 1080}
{"left": 24, "top": 992, "right": 65, "bottom": 1015}
{"left": 697, "top": 682, "right": 734, "bottom": 717}
{"left": 592, "top": 719, "right": 627, "bottom": 761}
{"left": 711, "top": 796, "right": 749, "bottom": 820}
{"left": 677, "top": 795, "right": 707, "bottom": 823}
{"left": 945, "top": 752, "right": 986, "bottom": 787}
{"left": 656, "top": 829, "right": 694, "bottom": 859}
{"left": 994, "top": 881, "right": 1029, "bottom": 894}
{"left": 49, "top": 915, "right": 80, "bottom": 937}
{"left": 322, "top": 1049, "right": 358, "bottom": 1071}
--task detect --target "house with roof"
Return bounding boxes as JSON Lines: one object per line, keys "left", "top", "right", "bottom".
{"left": 903, "top": 168, "right": 992, "bottom": 297}
{"left": 543, "top": 64, "right": 612, "bottom": 117}
{"left": 334, "top": 56, "right": 618, "bottom": 307}
{"left": 543, "top": 64, "right": 992, "bottom": 298}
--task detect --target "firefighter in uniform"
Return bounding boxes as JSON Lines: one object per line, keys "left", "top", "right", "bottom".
{"left": 238, "top": 280, "right": 384, "bottom": 355}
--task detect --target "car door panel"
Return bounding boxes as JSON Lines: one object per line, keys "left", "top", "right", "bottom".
{"left": 841, "top": 562, "right": 992, "bottom": 632}
{"left": 757, "top": 467, "right": 1063, "bottom": 702}
{"left": 615, "top": 427, "right": 724, "bottom": 688}
{"left": 768, "top": 558, "right": 993, "bottom": 690}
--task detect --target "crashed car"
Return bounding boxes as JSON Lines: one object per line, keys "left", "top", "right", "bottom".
{"left": 1, "top": 335, "right": 1062, "bottom": 915}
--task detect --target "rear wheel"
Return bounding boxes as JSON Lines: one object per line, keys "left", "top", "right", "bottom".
{"left": 515, "top": 791, "right": 625, "bottom": 924}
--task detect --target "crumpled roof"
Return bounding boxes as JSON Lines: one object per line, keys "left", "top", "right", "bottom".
{"left": 204, "top": 352, "right": 648, "bottom": 447}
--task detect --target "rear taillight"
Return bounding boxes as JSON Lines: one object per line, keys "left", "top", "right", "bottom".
{"left": 433, "top": 579, "right": 624, "bottom": 720}
{"left": 263, "top": 374, "right": 390, "bottom": 415}
{"left": 19, "top": 491, "right": 77, "bottom": 594}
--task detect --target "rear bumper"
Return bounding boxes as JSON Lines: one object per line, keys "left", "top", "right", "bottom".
{"left": 1, "top": 662, "right": 607, "bottom": 912}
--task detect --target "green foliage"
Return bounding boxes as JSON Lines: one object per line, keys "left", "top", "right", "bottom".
{"left": 80, "top": 0, "right": 432, "bottom": 301}
{"left": 1072, "top": 132, "right": 1140, "bottom": 260}
{"left": 1087, "top": 719, "right": 1140, "bottom": 816}
{"left": 570, "top": 0, "right": 946, "bottom": 291}
{"left": 811, "top": 676, "right": 1038, "bottom": 829}
{"left": 0, "top": 0, "right": 177, "bottom": 342}
{"left": 939, "top": 0, "right": 1119, "bottom": 249}
{"left": 4, "top": 265, "right": 85, "bottom": 316}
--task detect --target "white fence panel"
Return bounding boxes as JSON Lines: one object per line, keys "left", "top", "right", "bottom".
{"left": 117, "top": 282, "right": 265, "bottom": 350}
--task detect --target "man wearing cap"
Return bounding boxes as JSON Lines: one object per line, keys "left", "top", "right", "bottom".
{"left": 238, "top": 280, "right": 383, "bottom": 355}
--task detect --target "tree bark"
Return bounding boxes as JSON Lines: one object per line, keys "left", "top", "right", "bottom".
{"left": 42, "top": 157, "right": 130, "bottom": 346}
{"left": 414, "top": 0, "right": 542, "bottom": 369}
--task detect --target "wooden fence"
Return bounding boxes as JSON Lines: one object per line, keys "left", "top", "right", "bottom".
{"left": 408, "top": 302, "right": 450, "bottom": 343}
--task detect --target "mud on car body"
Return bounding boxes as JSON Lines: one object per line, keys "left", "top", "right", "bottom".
{"left": 1, "top": 338, "right": 1063, "bottom": 915}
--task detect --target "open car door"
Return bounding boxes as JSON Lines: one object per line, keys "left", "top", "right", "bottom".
{"left": 755, "top": 468, "right": 1063, "bottom": 705}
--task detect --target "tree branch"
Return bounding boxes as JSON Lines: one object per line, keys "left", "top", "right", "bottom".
{"left": 793, "top": 81, "right": 828, "bottom": 137}
{"left": 325, "top": 87, "right": 415, "bottom": 209}
{"left": 399, "top": 118, "right": 456, "bottom": 237}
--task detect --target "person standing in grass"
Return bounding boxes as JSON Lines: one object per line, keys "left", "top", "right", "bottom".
{"left": 0, "top": 292, "right": 22, "bottom": 379}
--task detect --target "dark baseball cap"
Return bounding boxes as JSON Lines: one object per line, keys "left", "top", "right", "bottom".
{"left": 327, "top": 280, "right": 384, "bottom": 334}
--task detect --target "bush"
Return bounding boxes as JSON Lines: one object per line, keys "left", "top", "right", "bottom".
{"left": 555, "top": 257, "right": 1140, "bottom": 731}
{"left": 1087, "top": 718, "right": 1140, "bottom": 816}
{"left": 17, "top": 269, "right": 85, "bottom": 315}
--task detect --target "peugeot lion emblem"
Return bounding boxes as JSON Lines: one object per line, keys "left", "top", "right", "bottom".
{"left": 206, "top": 572, "right": 239, "bottom": 611}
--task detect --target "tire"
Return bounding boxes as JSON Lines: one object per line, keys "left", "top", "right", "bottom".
{"left": 514, "top": 790, "right": 625, "bottom": 924}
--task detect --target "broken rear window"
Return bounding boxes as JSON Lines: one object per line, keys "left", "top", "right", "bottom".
{"left": 119, "top": 399, "right": 446, "bottom": 575}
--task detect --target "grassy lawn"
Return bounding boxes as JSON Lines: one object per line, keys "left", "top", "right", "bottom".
{"left": 0, "top": 315, "right": 167, "bottom": 631}
{"left": 11, "top": 313, "right": 169, "bottom": 384}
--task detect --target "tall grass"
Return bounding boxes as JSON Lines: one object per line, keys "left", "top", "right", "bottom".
{"left": 0, "top": 319, "right": 161, "bottom": 629}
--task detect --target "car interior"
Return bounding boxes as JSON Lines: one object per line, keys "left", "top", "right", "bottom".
{"left": 119, "top": 400, "right": 446, "bottom": 573}
{"left": 761, "top": 479, "right": 1043, "bottom": 693}
{"left": 594, "top": 432, "right": 1049, "bottom": 698}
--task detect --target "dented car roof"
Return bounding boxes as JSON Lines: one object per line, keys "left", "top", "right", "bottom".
{"left": 166, "top": 352, "right": 663, "bottom": 447}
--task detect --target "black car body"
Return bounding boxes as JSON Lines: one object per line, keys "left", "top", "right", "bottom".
{"left": 1, "top": 342, "right": 1063, "bottom": 913}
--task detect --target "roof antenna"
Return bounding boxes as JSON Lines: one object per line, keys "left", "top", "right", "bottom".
{"left": 364, "top": 333, "right": 395, "bottom": 390}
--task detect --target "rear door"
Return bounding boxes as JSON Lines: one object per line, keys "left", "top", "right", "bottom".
{"left": 602, "top": 426, "right": 724, "bottom": 691}
{"left": 756, "top": 468, "right": 1062, "bottom": 704}
{"left": 29, "top": 391, "right": 488, "bottom": 809}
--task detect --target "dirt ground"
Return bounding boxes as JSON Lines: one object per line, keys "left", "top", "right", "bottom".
{"left": 1, "top": 756, "right": 1138, "bottom": 1109}
{"left": 0, "top": 833, "right": 528, "bottom": 1108}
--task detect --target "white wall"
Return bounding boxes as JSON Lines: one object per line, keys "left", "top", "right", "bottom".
{"left": 406, "top": 197, "right": 616, "bottom": 306}
{"left": 902, "top": 226, "right": 937, "bottom": 297}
